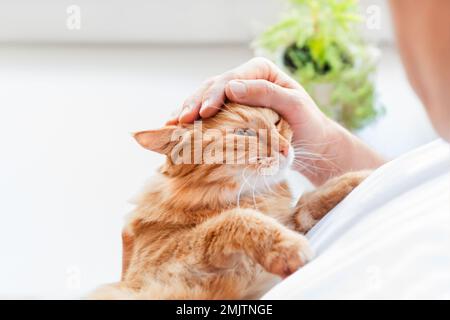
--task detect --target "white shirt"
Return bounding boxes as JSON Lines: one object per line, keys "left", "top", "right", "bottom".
{"left": 264, "top": 139, "right": 450, "bottom": 299}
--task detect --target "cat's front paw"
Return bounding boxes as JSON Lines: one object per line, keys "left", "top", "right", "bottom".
{"left": 260, "top": 231, "right": 314, "bottom": 278}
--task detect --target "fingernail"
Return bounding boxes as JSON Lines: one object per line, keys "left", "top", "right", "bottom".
{"left": 200, "top": 99, "right": 212, "bottom": 114}
{"left": 166, "top": 118, "right": 178, "bottom": 125}
{"left": 202, "top": 98, "right": 212, "bottom": 108}
{"left": 229, "top": 80, "right": 247, "bottom": 98}
{"left": 168, "top": 113, "right": 178, "bottom": 124}
{"left": 179, "top": 107, "right": 190, "bottom": 120}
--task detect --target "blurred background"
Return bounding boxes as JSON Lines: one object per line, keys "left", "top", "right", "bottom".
{"left": 0, "top": 0, "right": 438, "bottom": 298}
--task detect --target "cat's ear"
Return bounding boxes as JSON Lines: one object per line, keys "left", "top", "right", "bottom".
{"left": 133, "top": 126, "right": 180, "bottom": 154}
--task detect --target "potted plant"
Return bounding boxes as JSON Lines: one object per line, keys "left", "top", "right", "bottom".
{"left": 255, "top": 0, "right": 383, "bottom": 130}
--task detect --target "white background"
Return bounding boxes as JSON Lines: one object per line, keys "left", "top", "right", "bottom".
{"left": 0, "top": 0, "right": 437, "bottom": 298}
{"left": 0, "top": 0, "right": 394, "bottom": 44}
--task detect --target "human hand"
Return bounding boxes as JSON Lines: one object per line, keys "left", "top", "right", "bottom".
{"left": 168, "top": 57, "right": 325, "bottom": 130}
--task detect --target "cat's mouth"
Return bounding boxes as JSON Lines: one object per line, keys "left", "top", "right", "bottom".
{"left": 236, "top": 146, "right": 294, "bottom": 196}
{"left": 255, "top": 146, "right": 294, "bottom": 177}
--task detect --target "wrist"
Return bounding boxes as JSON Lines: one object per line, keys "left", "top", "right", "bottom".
{"left": 294, "top": 118, "right": 385, "bottom": 185}
{"left": 325, "top": 121, "right": 386, "bottom": 176}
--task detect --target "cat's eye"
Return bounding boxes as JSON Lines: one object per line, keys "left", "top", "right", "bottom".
{"left": 234, "top": 128, "right": 257, "bottom": 137}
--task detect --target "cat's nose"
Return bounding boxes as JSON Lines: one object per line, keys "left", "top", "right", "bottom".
{"left": 280, "top": 144, "right": 289, "bottom": 157}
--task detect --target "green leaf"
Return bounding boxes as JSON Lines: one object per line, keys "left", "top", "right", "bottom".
{"left": 255, "top": 0, "right": 381, "bottom": 130}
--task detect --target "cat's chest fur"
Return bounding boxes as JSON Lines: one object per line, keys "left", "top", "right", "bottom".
{"left": 121, "top": 173, "right": 297, "bottom": 299}
{"left": 235, "top": 183, "right": 295, "bottom": 227}
{"left": 129, "top": 172, "right": 295, "bottom": 227}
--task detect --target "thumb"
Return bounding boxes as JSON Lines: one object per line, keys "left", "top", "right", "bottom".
{"left": 225, "top": 79, "right": 301, "bottom": 120}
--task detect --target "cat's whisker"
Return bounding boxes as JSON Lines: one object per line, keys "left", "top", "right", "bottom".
{"left": 293, "top": 148, "right": 335, "bottom": 159}
{"left": 291, "top": 136, "right": 343, "bottom": 147}
{"left": 293, "top": 148, "right": 333, "bottom": 157}
{"left": 262, "top": 174, "right": 278, "bottom": 196}
{"left": 237, "top": 165, "right": 255, "bottom": 209}
{"left": 293, "top": 150, "right": 326, "bottom": 157}
{"left": 294, "top": 154, "right": 338, "bottom": 166}
{"left": 293, "top": 159, "right": 335, "bottom": 175}
{"left": 292, "top": 142, "right": 342, "bottom": 163}
{"left": 251, "top": 169, "right": 258, "bottom": 210}
{"left": 290, "top": 141, "right": 333, "bottom": 148}
{"left": 237, "top": 166, "right": 248, "bottom": 208}
{"left": 239, "top": 165, "right": 261, "bottom": 210}
{"left": 293, "top": 152, "right": 333, "bottom": 160}
{"left": 293, "top": 150, "right": 342, "bottom": 172}
{"left": 292, "top": 159, "right": 317, "bottom": 176}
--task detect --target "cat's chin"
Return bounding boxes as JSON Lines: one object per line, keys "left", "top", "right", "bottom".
{"left": 266, "top": 149, "right": 294, "bottom": 183}
{"left": 239, "top": 168, "right": 288, "bottom": 197}
{"left": 264, "top": 164, "right": 290, "bottom": 184}
{"left": 238, "top": 151, "right": 294, "bottom": 195}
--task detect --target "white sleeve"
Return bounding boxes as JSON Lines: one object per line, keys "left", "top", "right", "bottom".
{"left": 263, "top": 140, "right": 450, "bottom": 299}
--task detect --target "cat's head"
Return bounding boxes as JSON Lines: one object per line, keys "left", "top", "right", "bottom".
{"left": 134, "top": 104, "right": 294, "bottom": 192}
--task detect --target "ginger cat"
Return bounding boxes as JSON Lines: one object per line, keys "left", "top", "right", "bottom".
{"left": 90, "top": 104, "right": 369, "bottom": 300}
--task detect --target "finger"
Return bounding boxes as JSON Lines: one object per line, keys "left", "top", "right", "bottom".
{"left": 199, "top": 79, "right": 229, "bottom": 118}
{"left": 165, "top": 118, "right": 178, "bottom": 125}
{"left": 199, "top": 59, "right": 270, "bottom": 118}
{"left": 199, "top": 58, "right": 300, "bottom": 118}
{"left": 166, "top": 105, "right": 188, "bottom": 125}
{"left": 178, "top": 78, "right": 215, "bottom": 123}
{"left": 225, "top": 79, "right": 302, "bottom": 121}
{"left": 166, "top": 108, "right": 182, "bottom": 125}
{"left": 229, "top": 57, "right": 300, "bottom": 89}
{"left": 178, "top": 103, "right": 201, "bottom": 123}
